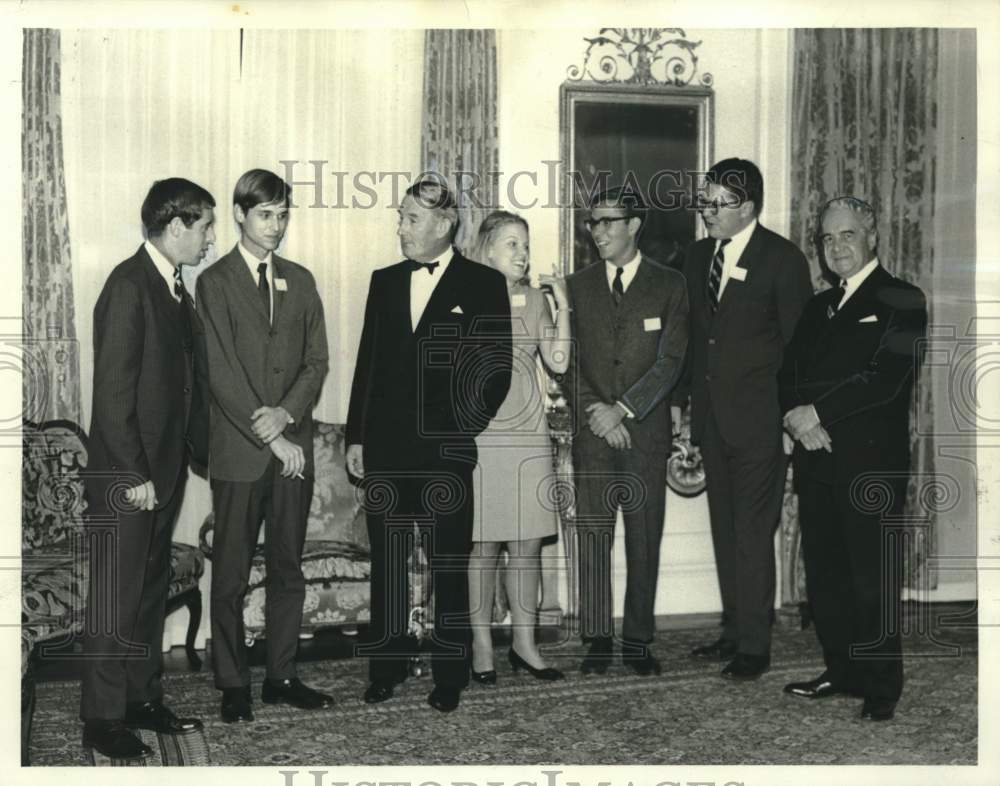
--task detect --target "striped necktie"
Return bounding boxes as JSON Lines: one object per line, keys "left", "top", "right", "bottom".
{"left": 172, "top": 267, "right": 185, "bottom": 301}
{"left": 612, "top": 267, "right": 624, "bottom": 307}
{"left": 707, "top": 239, "right": 730, "bottom": 312}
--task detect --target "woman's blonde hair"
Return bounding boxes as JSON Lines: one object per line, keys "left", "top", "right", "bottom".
{"left": 470, "top": 210, "right": 530, "bottom": 284}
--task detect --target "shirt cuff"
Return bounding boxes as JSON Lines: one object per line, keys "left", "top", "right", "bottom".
{"left": 615, "top": 400, "right": 635, "bottom": 419}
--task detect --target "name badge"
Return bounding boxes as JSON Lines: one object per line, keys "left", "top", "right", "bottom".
{"left": 644, "top": 317, "right": 661, "bottom": 332}
{"left": 730, "top": 267, "right": 747, "bottom": 282}
{"left": 512, "top": 293, "right": 526, "bottom": 307}
{"left": 274, "top": 278, "right": 288, "bottom": 292}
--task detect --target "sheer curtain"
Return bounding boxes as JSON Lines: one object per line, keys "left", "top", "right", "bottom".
{"left": 62, "top": 28, "right": 423, "bottom": 649}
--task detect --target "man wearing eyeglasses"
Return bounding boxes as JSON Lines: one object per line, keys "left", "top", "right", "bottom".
{"left": 564, "top": 186, "right": 689, "bottom": 676}
{"left": 681, "top": 158, "right": 813, "bottom": 680}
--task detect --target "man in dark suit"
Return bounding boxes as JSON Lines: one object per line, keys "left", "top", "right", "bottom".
{"left": 780, "top": 196, "right": 927, "bottom": 722}
{"left": 196, "top": 169, "right": 331, "bottom": 723}
{"left": 81, "top": 178, "right": 213, "bottom": 760}
{"left": 564, "top": 186, "right": 689, "bottom": 676}
{"left": 346, "top": 178, "right": 511, "bottom": 713}
{"left": 682, "top": 158, "right": 813, "bottom": 679}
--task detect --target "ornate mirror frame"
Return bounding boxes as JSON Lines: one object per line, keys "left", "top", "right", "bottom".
{"left": 558, "top": 29, "right": 715, "bottom": 275}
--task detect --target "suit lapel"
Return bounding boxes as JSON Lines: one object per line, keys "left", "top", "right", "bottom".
{"left": 136, "top": 246, "right": 183, "bottom": 341}
{"left": 831, "top": 265, "right": 888, "bottom": 327}
{"left": 415, "top": 251, "right": 462, "bottom": 336}
{"left": 271, "top": 255, "right": 288, "bottom": 327}
{"left": 223, "top": 246, "right": 271, "bottom": 325}
{"left": 582, "top": 262, "right": 615, "bottom": 335}
{"left": 717, "top": 224, "right": 763, "bottom": 313}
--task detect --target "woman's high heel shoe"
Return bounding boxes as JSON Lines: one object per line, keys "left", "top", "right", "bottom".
{"left": 508, "top": 648, "right": 564, "bottom": 681}
{"left": 471, "top": 668, "right": 497, "bottom": 685}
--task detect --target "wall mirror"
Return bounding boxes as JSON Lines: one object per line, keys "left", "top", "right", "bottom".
{"left": 559, "top": 29, "right": 715, "bottom": 274}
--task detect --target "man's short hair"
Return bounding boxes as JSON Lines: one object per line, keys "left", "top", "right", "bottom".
{"left": 705, "top": 158, "right": 764, "bottom": 216}
{"left": 406, "top": 177, "right": 459, "bottom": 239}
{"left": 141, "top": 178, "right": 215, "bottom": 238}
{"left": 233, "top": 169, "right": 293, "bottom": 213}
{"left": 818, "top": 195, "right": 878, "bottom": 235}
{"left": 589, "top": 185, "right": 649, "bottom": 228}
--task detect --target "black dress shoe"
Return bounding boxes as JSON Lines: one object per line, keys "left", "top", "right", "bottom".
{"left": 471, "top": 669, "right": 497, "bottom": 685}
{"left": 220, "top": 686, "right": 254, "bottom": 723}
{"left": 783, "top": 674, "right": 847, "bottom": 699}
{"left": 262, "top": 677, "right": 333, "bottom": 710}
{"left": 621, "top": 641, "right": 663, "bottom": 676}
{"left": 861, "top": 698, "right": 897, "bottom": 721}
{"left": 124, "top": 700, "right": 203, "bottom": 734}
{"left": 721, "top": 652, "right": 770, "bottom": 681}
{"left": 427, "top": 685, "right": 461, "bottom": 713}
{"left": 363, "top": 676, "right": 404, "bottom": 704}
{"left": 690, "top": 637, "right": 738, "bottom": 661}
{"left": 580, "top": 637, "right": 614, "bottom": 675}
{"left": 82, "top": 720, "right": 154, "bottom": 760}
{"left": 508, "top": 648, "right": 565, "bottom": 681}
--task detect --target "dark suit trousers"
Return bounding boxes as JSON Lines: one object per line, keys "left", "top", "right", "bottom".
{"left": 797, "top": 473, "right": 905, "bottom": 702}
{"left": 700, "top": 407, "right": 785, "bottom": 655}
{"left": 574, "top": 438, "right": 668, "bottom": 643}
{"left": 210, "top": 458, "right": 312, "bottom": 688}
{"left": 359, "top": 467, "right": 474, "bottom": 688}
{"left": 80, "top": 475, "right": 186, "bottom": 720}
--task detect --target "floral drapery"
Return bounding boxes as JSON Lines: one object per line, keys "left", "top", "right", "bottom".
{"left": 421, "top": 30, "right": 499, "bottom": 255}
{"left": 23, "top": 28, "right": 81, "bottom": 424}
{"left": 783, "top": 28, "right": 939, "bottom": 601}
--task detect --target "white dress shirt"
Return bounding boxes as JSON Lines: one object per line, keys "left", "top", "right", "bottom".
{"left": 604, "top": 249, "right": 642, "bottom": 293}
{"left": 714, "top": 218, "right": 757, "bottom": 299}
{"left": 238, "top": 242, "right": 274, "bottom": 324}
{"left": 144, "top": 240, "right": 181, "bottom": 303}
{"left": 837, "top": 257, "right": 880, "bottom": 309}
{"left": 410, "top": 248, "right": 453, "bottom": 330}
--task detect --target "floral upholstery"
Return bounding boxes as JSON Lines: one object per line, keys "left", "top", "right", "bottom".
{"left": 200, "top": 421, "right": 430, "bottom": 641}
{"left": 20, "top": 420, "right": 205, "bottom": 676}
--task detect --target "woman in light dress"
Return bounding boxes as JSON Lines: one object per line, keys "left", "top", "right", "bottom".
{"left": 467, "top": 210, "right": 571, "bottom": 683}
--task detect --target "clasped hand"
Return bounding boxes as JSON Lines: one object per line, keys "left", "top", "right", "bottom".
{"left": 586, "top": 402, "right": 631, "bottom": 450}
{"left": 783, "top": 404, "right": 832, "bottom": 453}
{"left": 252, "top": 405, "right": 292, "bottom": 443}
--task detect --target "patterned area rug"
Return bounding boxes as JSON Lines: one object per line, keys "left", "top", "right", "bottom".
{"left": 29, "top": 622, "right": 977, "bottom": 766}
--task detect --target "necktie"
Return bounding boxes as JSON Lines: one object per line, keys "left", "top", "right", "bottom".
{"left": 410, "top": 259, "right": 439, "bottom": 275}
{"left": 172, "top": 267, "right": 185, "bottom": 301}
{"left": 707, "top": 239, "right": 730, "bottom": 312}
{"left": 257, "top": 262, "right": 271, "bottom": 321}
{"left": 612, "top": 267, "right": 624, "bottom": 306}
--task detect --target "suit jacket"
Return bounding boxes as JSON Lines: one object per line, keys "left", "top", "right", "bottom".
{"left": 564, "top": 255, "right": 689, "bottom": 454}
{"left": 195, "top": 246, "right": 329, "bottom": 482}
{"left": 346, "top": 250, "right": 512, "bottom": 471}
{"left": 681, "top": 223, "right": 813, "bottom": 449}
{"left": 87, "top": 245, "right": 201, "bottom": 513}
{"left": 778, "top": 264, "right": 927, "bottom": 488}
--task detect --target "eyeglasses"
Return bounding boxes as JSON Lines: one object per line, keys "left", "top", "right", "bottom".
{"left": 584, "top": 216, "right": 630, "bottom": 232}
{"left": 696, "top": 197, "right": 742, "bottom": 214}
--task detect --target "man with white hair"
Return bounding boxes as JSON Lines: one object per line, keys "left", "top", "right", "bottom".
{"left": 779, "top": 196, "right": 927, "bottom": 722}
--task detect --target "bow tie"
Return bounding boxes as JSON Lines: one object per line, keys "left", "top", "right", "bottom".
{"left": 410, "top": 259, "right": 439, "bottom": 275}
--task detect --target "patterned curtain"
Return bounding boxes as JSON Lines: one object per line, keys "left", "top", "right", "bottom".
{"left": 23, "top": 29, "right": 81, "bottom": 424}
{"left": 421, "top": 30, "right": 499, "bottom": 255}
{"left": 784, "top": 28, "right": 939, "bottom": 601}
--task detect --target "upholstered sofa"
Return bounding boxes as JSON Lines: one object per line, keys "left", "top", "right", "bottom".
{"left": 199, "top": 421, "right": 430, "bottom": 644}
{"left": 20, "top": 419, "right": 205, "bottom": 765}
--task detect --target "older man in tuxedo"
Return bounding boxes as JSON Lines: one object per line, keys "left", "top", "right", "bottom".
{"left": 682, "top": 158, "right": 813, "bottom": 680}
{"left": 564, "top": 186, "right": 689, "bottom": 676}
{"left": 346, "top": 178, "right": 511, "bottom": 713}
{"left": 196, "top": 169, "right": 331, "bottom": 723}
{"left": 780, "top": 196, "right": 927, "bottom": 722}
{"left": 81, "top": 178, "right": 213, "bottom": 760}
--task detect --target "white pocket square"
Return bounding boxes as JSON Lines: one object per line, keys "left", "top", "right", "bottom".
{"left": 451, "top": 305, "right": 464, "bottom": 314}
{"left": 859, "top": 315, "right": 878, "bottom": 323}
{"left": 730, "top": 266, "right": 747, "bottom": 282}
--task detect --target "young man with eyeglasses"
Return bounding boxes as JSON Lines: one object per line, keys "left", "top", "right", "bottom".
{"left": 680, "top": 158, "right": 813, "bottom": 680}
{"left": 563, "top": 186, "right": 689, "bottom": 676}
